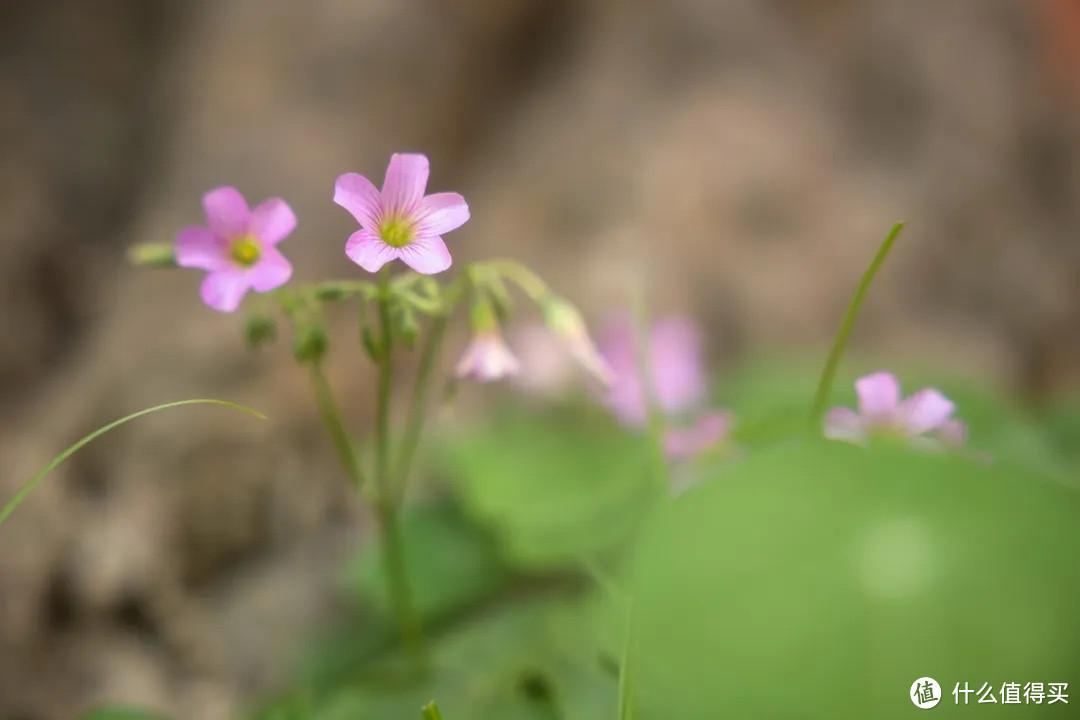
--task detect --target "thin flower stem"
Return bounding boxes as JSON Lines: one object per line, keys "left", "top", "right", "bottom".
{"left": 375, "top": 269, "right": 395, "bottom": 498}
{"left": 374, "top": 268, "right": 425, "bottom": 662}
{"left": 1, "top": 399, "right": 265, "bottom": 528}
{"left": 487, "top": 259, "right": 551, "bottom": 304}
{"left": 421, "top": 701, "right": 444, "bottom": 720}
{"left": 308, "top": 361, "right": 367, "bottom": 489}
{"left": 810, "top": 222, "right": 905, "bottom": 426}
{"left": 392, "top": 313, "right": 449, "bottom": 506}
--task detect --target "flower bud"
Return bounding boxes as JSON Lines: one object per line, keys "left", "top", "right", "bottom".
{"left": 126, "top": 242, "right": 177, "bottom": 268}
{"left": 313, "top": 283, "right": 352, "bottom": 302}
{"left": 398, "top": 306, "right": 419, "bottom": 349}
{"left": 243, "top": 315, "right": 277, "bottom": 349}
{"left": 361, "top": 325, "right": 382, "bottom": 361}
{"left": 293, "top": 324, "right": 329, "bottom": 363}
{"left": 540, "top": 296, "right": 614, "bottom": 388}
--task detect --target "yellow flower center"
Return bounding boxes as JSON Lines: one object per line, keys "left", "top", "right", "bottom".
{"left": 379, "top": 217, "right": 414, "bottom": 248}
{"left": 229, "top": 235, "right": 261, "bottom": 266}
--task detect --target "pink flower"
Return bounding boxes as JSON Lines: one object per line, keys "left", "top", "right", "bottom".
{"left": 454, "top": 332, "right": 521, "bottom": 382}
{"left": 334, "top": 153, "right": 469, "bottom": 275}
{"left": 664, "top": 410, "right": 733, "bottom": 459}
{"left": 600, "top": 314, "right": 730, "bottom": 458}
{"left": 824, "top": 371, "right": 967, "bottom": 446}
{"left": 601, "top": 315, "right": 708, "bottom": 427}
{"left": 175, "top": 187, "right": 295, "bottom": 312}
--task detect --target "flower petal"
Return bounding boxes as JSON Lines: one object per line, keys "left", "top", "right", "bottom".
{"left": 202, "top": 186, "right": 250, "bottom": 238}
{"left": 381, "top": 153, "right": 429, "bottom": 214}
{"left": 345, "top": 230, "right": 400, "bottom": 273}
{"left": 650, "top": 318, "right": 707, "bottom": 415}
{"left": 664, "top": 410, "right": 732, "bottom": 459}
{"left": 824, "top": 406, "right": 864, "bottom": 441}
{"left": 175, "top": 226, "right": 226, "bottom": 271}
{"left": 200, "top": 270, "right": 251, "bottom": 313}
{"left": 936, "top": 418, "right": 968, "bottom": 446}
{"left": 250, "top": 246, "right": 293, "bottom": 291}
{"left": 249, "top": 198, "right": 296, "bottom": 245}
{"left": 897, "top": 388, "right": 955, "bottom": 435}
{"left": 398, "top": 235, "right": 452, "bottom": 275}
{"left": 417, "top": 192, "right": 469, "bottom": 235}
{"left": 455, "top": 335, "right": 521, "bottom": 382}
{"left": 856, "top": 371, "right": 901, "bottom": 419}
{"left": 334, "top": 172, "right": 381, "bottom": 228}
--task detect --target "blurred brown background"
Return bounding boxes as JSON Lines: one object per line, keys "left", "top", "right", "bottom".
{"left": 1, "top": 0, "right": 1078, "bottom": 717}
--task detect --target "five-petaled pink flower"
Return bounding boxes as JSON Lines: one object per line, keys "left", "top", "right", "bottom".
{"left": 824, "top": 371, "right": 967, "bottom": 446}
{"left": 175, "top": 187, "right": 295, "bottom": 312}
{"left": 455, "top": 332, "right": 521, "bottom": 382}
{"left": 334, "top": 153, "right": 469, "bottom": 275}
{"left": 600, "top": 314, "right": 732, "bottom": 459}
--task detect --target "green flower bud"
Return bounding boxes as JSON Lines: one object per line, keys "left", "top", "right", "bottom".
{"left": 398, "top": 306, "right": 419, "bottom": 349}
{"left": 313, "top": 283, "right": 352, "bottom": 302}
{"left": 126, "top": 242, "right": 177, "bottom": 268}
{"left": 293, "top": 324, "right": 329, "bottom": 363}
{"left": 243, "top": 315, "right": 278, "bottom": 349}
{"left": 361, "top": 325, "right": 382, "bottom": 361}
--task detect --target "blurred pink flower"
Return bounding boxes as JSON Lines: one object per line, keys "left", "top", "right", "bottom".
{"left": 334, "top": 153, "right": 469, "bottom": 275}
{"left": 540, "top": 297, "right": 614, "bottom": 389}
{"left": 454, "top": 332, "right": 521, "bottom": 382}
{"left": 175, "top": 187, "right": 295, "bottom": 312}
{"left": 824, "top": 371, "right": 967, "bottom": 446}
{"left": 510, "top": 324, "right": 576, "bottom": 395}
{"left": 600, "top": 314, "right": 730, "bottom": 458}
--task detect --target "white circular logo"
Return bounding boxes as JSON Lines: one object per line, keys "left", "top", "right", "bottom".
{"left": 911, "top": 677, "right": 941, "bottom": 709}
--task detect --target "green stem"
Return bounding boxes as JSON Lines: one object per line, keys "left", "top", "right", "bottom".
{"left": 376, "top": 270, "right": 395, "bottom": 498}
{"left": 374, "top": 268, "right": 424, "bottom": 661}
{"left": 379, "top": 500, "right": 425, "bottom": 662}
{"left": 309, "top": 361, "right": 367, "bottom": 488}
{"left": 810, "top": 222, "right": 905, "bottom": 426}
{"left": 392, "top": 313, "right": 449, "bottom": 505}
{"left": 421, "top": 701, "right": 445, "bottom": 720}
{"left": 1, "top": 399, "right": 264, "bottom": 528}
{"left": 487, "top": 259, "right": 551, "bottom": 303}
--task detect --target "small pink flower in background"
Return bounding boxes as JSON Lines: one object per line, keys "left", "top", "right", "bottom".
{"left": 455, "top": 333, "right": 521, "bottom": 382}
{"left": 664, "top": 410, "right": 734, "bottom": 460}
{"left": 600, "top": 314, "right": 731, "bottom": 459}
{"left": 334, "top": 153, "right": 469, "bottom": 275}
{"left": 824, "top": 371, "right": 967, "bottom": 446}
{"left": 175, "top": 187, "right": 295, "bottom": 312}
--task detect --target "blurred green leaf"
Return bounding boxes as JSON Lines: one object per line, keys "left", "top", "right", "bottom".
{"left": 631, "top": 439, "right": 1080, "bottom": 718}
{"left": 349, "top": 501, "right": 510, "bottom": 622}
{"left": 439, "top": 407, "right": 655, "bottom": 569}
{"left": 258, "top": 595, "right": 617, "bottom": 720}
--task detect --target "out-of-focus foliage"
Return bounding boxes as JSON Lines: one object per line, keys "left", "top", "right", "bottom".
{"left": 87, "top": 364, "right": 1078, "bottom": 720}
{"left": 631, "top": 438, "right": 1079, "bottom": 718}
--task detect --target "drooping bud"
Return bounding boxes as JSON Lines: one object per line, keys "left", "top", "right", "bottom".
{"left": 454, "top": 294, "right": 520, "bottom": 382}
{"left": 397, "top": 305, "right": 419, "bottom": 349}
{"left": 540, "top": 296, "right": 614, "bottom": 388}
{"left": 244, "top": 315, "right": 278, "bottom": 349}
{"left": 313, "top": 283, "right": 352, "bottom": 302}
{"left": 126, "top": 242, "right": 177, "bottom": 268}
{"left": 293, "top": 324, "right": 329, "bottom": 363}
{"left": 360, "top": 325, "right": 381, "bottom": 361}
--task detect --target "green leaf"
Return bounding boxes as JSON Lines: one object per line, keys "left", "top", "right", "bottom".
{"left": 1, "top": 398, "right": 265, "bottom": 528}
{"left": 349, "top": 501, "right": 509, "bottom": 622}
{"left": 631, "top": 439, "right": 1080, "bottom": 718}
{"left": 439, "top": 406, "right": 655, "bottom": 569}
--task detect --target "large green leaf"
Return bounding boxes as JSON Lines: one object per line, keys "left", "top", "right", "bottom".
{"left": 438, "top": 406, "right": 655, "bottom": 569}
{"left": 349, "top": 501, "right": 510, "bottom": 622}
{"left": 631, "top": 439, "right": 1080, "bottom": 718}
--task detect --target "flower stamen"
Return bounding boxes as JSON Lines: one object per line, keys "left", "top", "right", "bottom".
{"left": 379, "top": 217, "right": 415, "bottom": 248}
{"left": 230, "top": 235, "right": 262, "bottom": 267}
